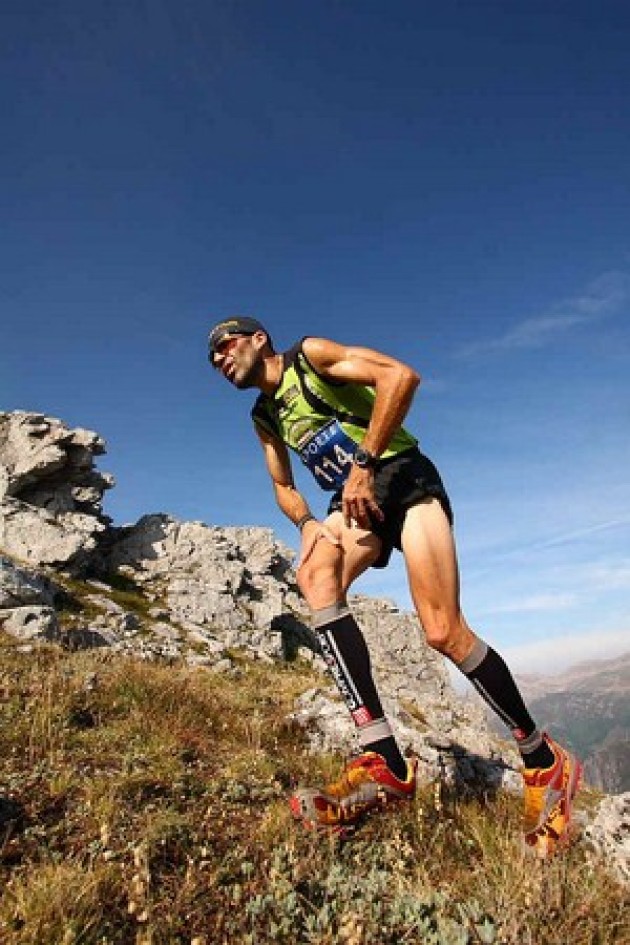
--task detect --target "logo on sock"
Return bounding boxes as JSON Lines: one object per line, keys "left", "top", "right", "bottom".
{"left": 352, "top": 707, "right": 374, "bottom": 727}
{"left": 319, "top": 633, "right": 362, "bottom": 713}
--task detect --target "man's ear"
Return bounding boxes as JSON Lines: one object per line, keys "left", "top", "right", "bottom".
{"left": 252, "top": 329, "right": 270, "bottom": 351}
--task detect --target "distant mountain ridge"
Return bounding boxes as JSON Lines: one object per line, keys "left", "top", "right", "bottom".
{"left": 515, "top": 653, "right": 630, "bottom": 793}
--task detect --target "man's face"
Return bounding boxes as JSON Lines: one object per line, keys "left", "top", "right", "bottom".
{"left": 213, "top": 333, "right": 263, "bottom": 389}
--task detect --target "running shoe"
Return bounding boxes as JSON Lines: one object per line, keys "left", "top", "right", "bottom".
{"left": 522, "top": 736, "right": 582, "bottom": 859}
{"left": 290, "top": 751, "right": 417, "bottom": 832}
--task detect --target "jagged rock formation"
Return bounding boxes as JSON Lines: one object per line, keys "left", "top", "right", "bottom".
{"left": 1, "top": 411, "right": 628, "bottom": 884}
{"left": 99, "top": 514, "right": 305, "bottom": 661}
{"left": 0, "top": 555, "right": 60, "bottom": 641}
{"left": 0, "top": 412, "right": 113, "bottom": 572}
{"left": 583, "top": 793, "right": 630, "bottom": 885}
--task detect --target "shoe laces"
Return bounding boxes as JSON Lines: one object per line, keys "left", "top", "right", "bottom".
{"left": 325, "top": 753, "right": 384, "bottom": 798}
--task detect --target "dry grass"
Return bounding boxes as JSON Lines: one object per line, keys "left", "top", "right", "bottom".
{"left": 0, "top": 633, "right": 627, "bottom": 945}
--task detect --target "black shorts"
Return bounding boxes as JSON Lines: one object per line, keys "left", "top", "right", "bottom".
{"left": 327, "top": 448, "right": 453, "bottom": 569}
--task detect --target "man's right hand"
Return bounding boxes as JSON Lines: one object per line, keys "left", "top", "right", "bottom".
{"left": 297, "top": 519, "right": 341, "bottom": 570}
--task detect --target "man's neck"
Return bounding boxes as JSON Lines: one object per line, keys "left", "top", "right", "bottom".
{"left": 258, "top": 352, "right": 284, "bottom": 395}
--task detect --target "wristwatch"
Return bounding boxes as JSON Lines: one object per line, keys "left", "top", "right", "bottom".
{"left": 353, "top": 446, "right": 378, "bottom": 469}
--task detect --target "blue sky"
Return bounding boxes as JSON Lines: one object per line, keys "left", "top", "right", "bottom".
{"left": 2, "top": 1, "right": 629, "bottom": 673}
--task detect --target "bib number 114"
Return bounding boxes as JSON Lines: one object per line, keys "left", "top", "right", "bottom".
{"left": 299, "top": 420, "right": 358, "bottom": 491}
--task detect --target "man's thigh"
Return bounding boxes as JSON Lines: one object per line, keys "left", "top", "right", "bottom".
{"left": 400, "top": 499, "right": 461, "bottom": 614}
{"left": 323, "top": 511, "right": 382, "bottom": 593}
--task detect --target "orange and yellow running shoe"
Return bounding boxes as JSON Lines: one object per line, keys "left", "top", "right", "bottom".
{"left": 522, "top": 736, "right": 582, "bottom": 859}
{"left": 290, "top": 751, "right": 417, "bottom": 833}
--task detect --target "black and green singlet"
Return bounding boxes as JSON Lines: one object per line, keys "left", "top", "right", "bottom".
{"left": 251, "top": 341, "right": 417, "bottom": 492}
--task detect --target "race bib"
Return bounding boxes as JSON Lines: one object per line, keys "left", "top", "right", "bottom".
{"left": 298, "top": 419, "right": 358, "bottom": 491}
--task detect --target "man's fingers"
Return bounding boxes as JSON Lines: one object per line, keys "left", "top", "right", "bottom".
{"left": 343, "top": 497, "right": 383, "bottom": 528}
{"left": 367, "top": 500, "right": 384, "bottom": 522}
{"left": 297, "top": 525, "right": 341, "bottom": 570}
{"left": 319, "top": 526, "right": 341, "bottom": 546}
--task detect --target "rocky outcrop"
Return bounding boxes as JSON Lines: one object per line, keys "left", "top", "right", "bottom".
{"left": 0, "top": 555, "right": 60, "bottom": 641}
{"left": 584, "top": 793, "right": 630, "bottom": 885}
{"left": 0, "top": 412, "right": 114, "bottom": 572}
{"left": 99, "top": 515, "right": 304, "bottom": 659}
{"left": 0, "top": 554, "right": 58, "bottom": 608}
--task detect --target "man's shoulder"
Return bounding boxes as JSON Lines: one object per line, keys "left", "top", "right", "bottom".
{"left": 251, "top": 391, "right": 273, "bottom": 416}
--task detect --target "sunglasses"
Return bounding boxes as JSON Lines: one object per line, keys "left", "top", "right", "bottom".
{"left": 209, "top": 333, "right": 251, "bottom": 367}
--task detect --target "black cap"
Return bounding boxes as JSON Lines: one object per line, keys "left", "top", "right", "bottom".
{"left": 207, "top": 316, "right": 270, "bottom": 363}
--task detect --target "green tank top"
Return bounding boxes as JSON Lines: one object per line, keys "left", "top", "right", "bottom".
{"left": 251, "top": 340, "right": 418, "bottom": 491}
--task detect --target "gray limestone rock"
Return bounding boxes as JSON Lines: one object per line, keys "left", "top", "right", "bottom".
{"left": 0, "top": 412, "right": 113, "bottom": 572}
{"left": 0, "top": 555, "right": 59, "bottom": 607}
{"left": 584, "top": 792, "right": 630, "bottom": 885}
{"left": 57, "top": 625, "right": 117, "bottom": 650}
{"left": 101, "top": 514, "right": 305, "bottom": 659}
{"left": 0, "top": 497, "right": 108, "bottom": 570}
{"left": 0, "top": 605, "right": 58, "bottom": 641}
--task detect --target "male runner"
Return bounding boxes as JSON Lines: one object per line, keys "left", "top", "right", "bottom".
{"left": 208, "top": 315, "right": 581, "bottom": 857}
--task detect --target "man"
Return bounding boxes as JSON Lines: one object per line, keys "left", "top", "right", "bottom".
{"left": 208, "top": 315, "right": 581, "bottom": 857}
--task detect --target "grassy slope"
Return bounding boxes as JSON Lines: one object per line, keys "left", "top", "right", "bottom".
{"left": 0, "top": 634, "right": 627, "bottom": 945}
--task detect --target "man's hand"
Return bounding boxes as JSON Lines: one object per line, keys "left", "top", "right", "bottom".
{"left": 342, "top": 466, "right": 384, "bottom": 530}
{"left": 297, "top": 519, "right": 342, "bottom": 570}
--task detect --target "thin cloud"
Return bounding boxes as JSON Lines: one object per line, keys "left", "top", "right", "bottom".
{"left": 464, "top": 514, "right": 630, "bottom": 578}
{"left": 500, "top": 629, "right": 630, "bottom": 675}
{"left": 551, "top": 559, "right": 630, "bottom": 594}
{"left": 456, "top": 270, "right": 630, "bottom": 359}
{"left": 481, "top": 593, "right": 577, "bottom": 616}
{"left": 536, "top": 516, "right": 630, "bottom": 551}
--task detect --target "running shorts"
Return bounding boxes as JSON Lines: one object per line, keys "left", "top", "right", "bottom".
{"left": 327, "top": 447, "right": 453, "bottom": 569}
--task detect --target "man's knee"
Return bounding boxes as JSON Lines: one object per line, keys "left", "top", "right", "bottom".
{"left": 421, "top": 609, "right": 471, "bottom": 660}
{"left": 297, "top": 551, "right": 342, "bottom": 608}
{"left": 423, "top": 616, "right": 453, "bottom": 654}
{"left": 420, "top": 608, "right": 462, "bottom": 656}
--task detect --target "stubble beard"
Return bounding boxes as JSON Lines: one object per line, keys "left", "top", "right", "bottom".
{"left": 231, "top": 352, "right": 263, "bottom": 390}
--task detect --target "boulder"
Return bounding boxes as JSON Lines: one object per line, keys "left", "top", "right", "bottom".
{"left": 0, "top": 555, "right": 59, "bottom": 607}
{"left": 0, "top": 412, "right": 113, "bottom": 572}
{"left": 101, "top": 514, "right": 305, "bottom": 658}
{"left": 0, "top": 604, "right": 58, "bottom": 641}
{"left": 584, "top": 793, "right": 630, "bottom": 885}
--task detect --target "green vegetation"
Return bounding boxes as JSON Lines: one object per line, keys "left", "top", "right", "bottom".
{"left": 0, "top": 634, "right": 626, "bottom": 944}
{"left": 53, "top": 572, "right": 160, "bottom": 631}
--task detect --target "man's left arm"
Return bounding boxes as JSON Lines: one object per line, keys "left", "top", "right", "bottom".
{"left": 302, "top": 337, "right": 421, "bottom": 528}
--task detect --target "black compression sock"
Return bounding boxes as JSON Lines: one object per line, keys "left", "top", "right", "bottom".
{"left": 457, "top": 639, "right": 555, "bottom": 769}
{"left": 365, "top": 735, "right": 409, "bottom": 780}
{"left": 518, "top": 732, "right": 556, "bottom": 770}
{"left": 313, "top": 603, "right": 407, "bottom": 780}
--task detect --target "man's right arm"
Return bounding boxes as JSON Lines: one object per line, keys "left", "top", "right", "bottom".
{"left": 255, "top": 427, "right": 341, "bottom": 567}
{"left": 255, "top": 427, "right": 313, "bottom": 527}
